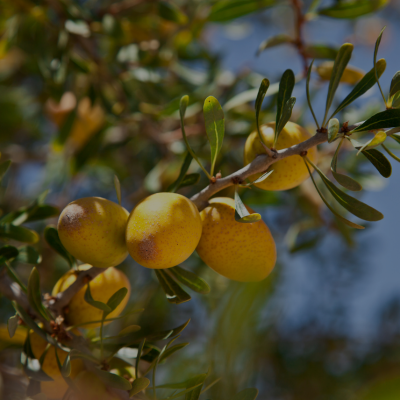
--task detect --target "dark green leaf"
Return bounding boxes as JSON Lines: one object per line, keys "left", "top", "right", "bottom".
{"left": 209, "top": 0, "right": 276, "bottom": 22}
{"left": 332, "top": 58, "right": 386, "bottom": 117}
{"left": 185, "top": 374, "right": 207, "bottom": 400}
{"left": 319, "top": 0, "right": 388, "bottom": 19}
{"left": 0, "top": 160, "right": 11, "bottom": 182}
{"left": 352, "top": 109, "right": 400, "bottom": 133}
{"left": 94, "top": 368, "right": 132, "bottom": 390}
{"left": 232, "top": 388, "right": 259, "bottom": 400}
{"left": 0, "top": 224, "right": 39, "bottom": 244}
{"left": 331, "top": 139, "right": 362, "bottom": 191}
{"left": 203, "top": 96, "right": 224, "bottom": 176}
{"left": 257, "top": 34, "right": 291, "bottom": 56}
{"left": 390, "top": 71, "right": 400, "bottom": 99}
{"left": 7, "top": 314, "right": 19, "bottom": 338}
{"left": 114, "top": 175, "right": 122, "bottom": 206}
{"left": 304, "top": 44, "right": 338, "bottom": 60}
{"left": 374, "top": 27, "right": 387, "bottom": 105}
{"left": 147, "top": 319, "right": 191, "bottom": 341}
{"left": 135, "top": 339, "right": 146, "bottom": 380}
{"left": 84, "top": 283, "right": 112, "bottom": 313}
{"left": 382, "top": 143, "right": 400, "bottom": 162}
{"left": 69, "top": 349, "right": 99, "bottom": 364}
{"left": 167, "top": 266, "right": 210, "bottom": 294}
{"left": 15, "top": 246, "right": 42, "bottom": 265}
{"left": 155, "top": 270, "right": 191, "bottom": 304}
{"left": 0, "top": 203, "right": 59, "bottom": 225}
{"left": 0, "top": 245, "right": 19, "bottom": 263}
{"left": 276, "top": 97, "right": 296, "bottom": 142}
{"left": 106, "top": 287, "right": 128, "bottom": 314}
{"left": 362, "top": 148, "right": 392, "bottom": 178}
{"left": 159, "top": 342, "right": 189, "bottom": 362}
{"left": 275, "top": 69, "right": 295, "bottom": 142}
{"left": 61, "top": 353, "right": 71, "bottom": 378}
{"left": 129, "top": 377, "right": 150, "bottom": 397}
{"left": 323, "top": 43, "right": 353, "bottom": 125}
{"left": 167, "top": 153, "right": 193, "bottom": 193}
{"left": 307, "top": 158, "right": 383, "bottom": 221}
{"left": 391, "top": 133, "right": 400, "bottom": 144}
{"left": 44, "top": 226, "right": 76, "bottom": 268}
{"left": 234, "top": 188, "right": 261, "bottom": 223}
{"left": 306, "top": 59, "right": 320, "bottom": 128}
{"left": 177, "top": 173, "right": 200, "bottom": 190}
{"left": 55, "top": 108, "right": 76, "bottom": 147}
{"left": 158, "top": 1, "right": 187, "bottom": 24}
{"left": 28, "top": 267, "right": 50, "bottom": 321}
{"left": 255, "top": 78, "right": 270, "bottom": 146}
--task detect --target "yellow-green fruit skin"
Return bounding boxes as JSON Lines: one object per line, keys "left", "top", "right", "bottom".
{"left": 244, "top": 122, "right": 318, "bottom": 191}
{"left": 57, "top": 197, "right": 129, "bottom": 268}
{"left": 196, "top": 197, "right": 276, "bottom": 282}
{"left": 73, "top": 371, "right": 119, "bottom": 400}
{"left": 52, "top": 265, "right": 131, "bottom": 329}
{"left": 126, "top": 193, "right": 202, "bottom": 269}
{"left": 29, "top": 331, "right": 83, "bottom": 400}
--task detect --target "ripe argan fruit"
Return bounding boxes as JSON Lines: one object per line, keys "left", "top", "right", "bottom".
{"left": 29, "top": 330, "right": 84, "bottom": 399}
{"left": 57, "top": 197, "right": 129, "bottom": 268}
{"left": 243, "top": 122, "right": 318, "bottom": 191}
{"left": 52, "top": 265, "right": 131, "bottom": 329}
{"left": 126, "top": 193, "right": 202, "bottom": 269}
{"left": 196, "top": 197, "right": 276, "bottom": 282}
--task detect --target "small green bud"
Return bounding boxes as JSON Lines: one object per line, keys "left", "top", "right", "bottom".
{"left": 328, "top": 118, "right": 340, "bottom": 143}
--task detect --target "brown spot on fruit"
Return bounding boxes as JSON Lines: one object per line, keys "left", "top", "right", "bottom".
{"left": 138, "top": 234, "right": 159, "bottom": 261}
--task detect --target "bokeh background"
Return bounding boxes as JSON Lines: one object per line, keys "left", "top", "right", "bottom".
{"left": 1, "top": 0, "right": 400, "bottom": 399}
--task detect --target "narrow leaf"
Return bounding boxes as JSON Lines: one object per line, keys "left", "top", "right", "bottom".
{"left": 389, "top": 71, "right": 400, "bottom": 99}
{"left": 232, "top": 388, "right": 259, "bottom": 400}
{"left": 14, "top": 302, "right": 49, "bottom": 341}
{"left": 184, "top": 374, "right": 207, "bottom": 400}
{"left": 319, "top": 0, "right": 388, "bottom": 19}
{"left": 275, "top": 69, "right": 295, "bottom": 143}
{"left": 44, "top": 226, "right": 76, "bottom": 268}
{"left": 382, "top": 143, "right": 400, "bottom": 162}
{"left": 203, "top": 96, "right": 225, "bottom": 177}
{"left": 114, "top": 175, "right": 122, "bottom": 206}
{"left": 7, "top": 314, "right": 19, "bottom": 338}
{"left": 155, "top": 270, "right": 191, "bottom": 304}
{"left": 61, "top": 353, "right": 71, "bottom": 378}
{"left": 276, "top": 97, "right": 296, "bottom": 143}
{"left": 135, "top": 339, "right": 146, "bottom": 379}
{"left": 356, "top": 131, "right": 387, "bottom": 155}
{"left": 178, "top": 173, "right": 200, "bottom": 189}
{"left": 255, "top": 78, "right": 270, "bottom": 146}
{"left": 332, "top": 58, "right": 386, "bottom": 117}
{"left": 307, "top": 157, "right": 383, "bottom": 221}
{"left": 257, "top": 34, "right": 292, "bottom": 56}
{"left": 306, "top": 59, "right": 320, "bottom": 128}
{"left": 209, "top": 0, "right": 276, "bottom": 22}
{"left": 159, "top": 342, "right": 189, "bottom": 362}
{"left": 352, "top": 109, "right": 400, "bottom": 132}
{"left": 147, "top": 319, "right": 190, "bottom": 341}
{"left": 234, "top": 188, "right": 261, "bottom": 223}
{"left": 167, "top": 152, "right": 193, "bottom": 193}
{"left": 168, "top": 266, "right": 210, "bottom": 294}
{"left": 323, "top": 43, "right": 354, "bottom": 125}
{"left": 362, "top": 148, "right": 392, "bottom": 178}
{"left": 84, "top": 284, "right": 112, "bottom": 313}
{"left": 0, "top": 224, "right": 39, "bottom": 243}
{"left": 106, "top": 287, "right": 128, "bottom": 314}
{"left": 129, "top": 377, "right": 150, "bottom": 397}
{"left": 374, "top": 27, "right": 387, "bottom": 105}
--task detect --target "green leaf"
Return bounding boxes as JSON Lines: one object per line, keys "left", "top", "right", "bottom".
{"left": 257, "top": 34, "right": 292, "bottom": 56}
{"left": 94, "top": 368, "right": 132, "bottom": 390}
{"left": 69, "top": 349, "right": 99, "bottom": 364}
{"left": 61, "top": 353, "right": 71, "bottom": 378}
{"left": 159, "top": 342, "right": 189, "bottom": 362}
{"left": 306, "top": 59, "right": 320, "bottom": 129}
{"left": 276, "top": 97, "right": 296, "bottom": 143}
{"left": 167, "top": 266, "right": 210, "bottom": 294}
{"left": 323, "top": 43, "right": 354, "bottom": 125}
{"left": 203, "top": 96, "right": 225, "bottom": 177}
{"left": 275, "top": 69, "right": 295, "bottom": 143}
{"left": 15, "top": 246, "right": 42, "bottom": 265}
{"left": 255, "top": 78, "right": 270, "bottom": 147}
{"left": 155, "top": 270, "right": 191, "bottom": 304}
{"left": 147, "top": 319, "right": 191, "bottom": 341}
{"left": 352, "top": 109, "right": 400, "bottom": 132}
{"left": 232, "top": 388, "right": 259, "bottom": 400}
{"left": 0, "top": 160, "right": 11, "bottom": 182}
{"left": 167, "top": 153, "right": 193, "bottom": 193}
{"left": 328, "top": 118, "right": 340, "bottom": 143}
{"left": 114, "top": 175, "right": 122, "bottom": 206}
{"left": 158, "top": 1, "right": 188, "bottom": 24}
{"left": 209, "top": 0, "right": 276, "bottom": 22}
{"left": 84, "top": 283, "right": 112, "bottom": 313}
{"left": 332, "top": 59, "right": 386, "bottom": 117}
{"left": 14, "top": 302, "right": 49, "bottom": 341}
{"left": 304, "top": 44, "right": 338, "bottom": 60}
{"left": 331, "top": 139, "right": 362, "bottom": 191}
{"left": 0, "top": 245, "right": 19, "bottom": 263}
{"left": 106, "top": 287, "right": 128, "bottom": 314}
{"left": 382, "top": 143, "right": 400, "bottom": 162}
{"left": 129, "top": 377, "right": 150, "bottom": 397}
{"left": 319, "top": 0, "right": 388, "bottom": 19}
{"left": 307, "top": 157, "right": 383, "bottom": 221}
{"left": 362, "top": 148, "right": 392, "bottom": 178}
{"left": 184, "top": 374, "right": 207, "bottom": 400}
{"left": 389, "top": 71, "right": 400, "bottom": 100}
{"left": 44, "top": 226, "right": 76, "bottom": 268}
{"left": 177, "top": 173, "right": 200, "bottom": 190}
{"left": 28, "top": 267, "right": 50, "bottom": 321}
{"left": 356, "top": 131, "right": 387, "bottom": 155}
{"left": 0, "top": 224, "right": 39, "bottom": 243}
{"left": 135, "top": 339, "right": 146, "bottom": 379}
{"left": 374, "top": 27, "right": 387, "bottom": 105}
{"left": 7, "top": 314, "right": 19, "bottom": 338}
{"left": 303, "top": 159, "right": 364, "bottom": 230}
{"left": 234, "top": 188, "right": 261, "bottom": 223}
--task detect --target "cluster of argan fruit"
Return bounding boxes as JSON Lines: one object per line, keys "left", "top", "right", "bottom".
{"left": 29, "top": 121, "right": 317, "bottom": 399}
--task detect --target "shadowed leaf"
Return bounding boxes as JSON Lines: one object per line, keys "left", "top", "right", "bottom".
{"left": 352, "top": 109, "right": 400, "bottom": 133}
{"left": 168, "top": 266, "right": 210, "bottom": 294}
{"left": 155, "top": 270, "right": 191, "bottom": 304}
{"left": 44, "top": 227, "right": 76, "bottom": 268}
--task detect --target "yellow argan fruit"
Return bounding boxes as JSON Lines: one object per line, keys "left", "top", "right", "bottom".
{"left": 29, "top": 330, "right": 83, "bottom": 400}
{"left": 73, "top": 370, "right": 120, "bottom": 400}
{"left": 0, "top": 324, "right": 27, "bottom": 349}
{"left": 196, "top": 197, "right": 276, "bottom": 282}
{"left": 58, "top": 197, "right": 129, "bottom": 268}
{"left": 126, "top": 193, "right": 202, "bottom": 269}
{"left": 316, "top": 62, "right": 364, "bottom": 85}
{"left": 243, "top": 122, "right": 318, "bottom": 191}
{"left": 52, "top": 265, "right": 131, "bottom": 329}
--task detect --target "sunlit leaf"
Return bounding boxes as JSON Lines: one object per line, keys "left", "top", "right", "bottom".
{"left": 319, "top": 0, "right": 388, "bottom": 19}
{"left": 331, "top": 59, "right": 386, "bottom": 117}
{"left": 356, "top": 131, "right": 386, "bottom": 155}
{"left": 323, "top": 43, "right": 353, "bottom": 125}
{"left": 168, "top": 266, "right": 210, "bottom": 294}
{"left": 234, "top": 188, "right": 261, "bottom": 223}
{"left": 203, "top": 96, "right": 224, "bottom": 176}
{"left": 155, "top": 270, "right": 191, "bottom": 304}
{"left": 328, "top": 118, "right": 340, "bottom": 143}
